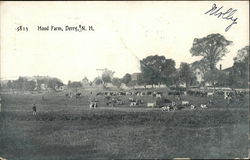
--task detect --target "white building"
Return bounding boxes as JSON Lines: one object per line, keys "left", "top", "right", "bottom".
{"left": 190, "top": 60, "right": 207, "bottom": 84}
{"left": 193, "top": 68, "right": 204, "bottom": 83}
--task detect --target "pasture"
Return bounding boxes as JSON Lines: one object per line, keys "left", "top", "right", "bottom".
{"left": 0, "top": 89, "right": 249, "bottom": 159}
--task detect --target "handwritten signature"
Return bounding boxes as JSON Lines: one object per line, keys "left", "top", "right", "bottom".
{"left": 205, "top": 4, "right": 238, "bottom": 32}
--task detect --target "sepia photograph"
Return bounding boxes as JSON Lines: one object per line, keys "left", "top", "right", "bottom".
{"left": 0, "top": 1, "right": 249, "bottom": 159}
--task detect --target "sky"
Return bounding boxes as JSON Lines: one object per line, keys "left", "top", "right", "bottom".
{"left": 0, "top": 1, "right": 249, "bottom": 83}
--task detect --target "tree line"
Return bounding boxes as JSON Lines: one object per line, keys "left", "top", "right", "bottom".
{"left": 1, "top": 76, "right": 63, "bottom": 91}
{"left": 1, "top": 33, "right": 249, "bottom": 91}
{"left": 94, "top": 33, "right": 249, "bottom": 89}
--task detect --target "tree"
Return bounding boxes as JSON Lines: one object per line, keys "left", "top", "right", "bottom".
{"left": 121, "top": 73, "right": 131, "bottom": 85}
{"left": 229, "top": 46, "right": 249, "bottom": 88}
{"left": 112, "top": 78, "right": 121, "bottom": 88}
{"left": 101, "top": 69, "right": 115, "bottom": 84}
{"left": 191, "top": 58, "right": 210, "bottom": 73}
{"left": 67, "top": 80, "right": 71, "bottom": 86}
{"left": 12, "top": 77, "right": 37, "bottom": 91}
{"left": 26, "top": 80, "right": 36, "bottom": 91}
{"left": 190, "top": 33, "right": 232, "bottom": 70}
{"left": 7, "top": 80, "right": 12, "bottom": 89}
{"left": 48, "top": 78, "right": 63, "bottom": 89}
{"left": 140, "top": 55, "right": 176, "bottom": 86}
{"left": 166, "top": 72, "right": 179, "bottom": 86}
{"left": 127, "top": 80, "right": 137, "bottom": 87}
{"left": 204, "top": 69, "right": 228, "bottom": 87}
{"left": 89, "top": 81, "right": 93, "bottom": 86}
{"left": 94, "top": 77, "right": 103, "bottom": 85}
{"left": 234, "top": 46, "right": 249, "bottom": 79}
{"left": 82, "top": 77, "right": 89, "bottom": 82}
{"left": 234, "top": 46, "right": 249, "bottom": 63}
{"left": 68, "top": 81, "right": 82, "bottom": 88}
{"left": 178, "top": 62, "right": 196, "bottom": 87}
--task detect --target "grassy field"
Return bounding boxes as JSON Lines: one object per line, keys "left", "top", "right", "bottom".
{"left": 0, "top": 90, "right": 249, "bottom": 159}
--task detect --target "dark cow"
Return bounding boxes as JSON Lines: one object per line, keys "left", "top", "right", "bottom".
{"left": 65, "top": 92, "right": 73, "bottom": 98}
{"left": 119, "top": 92, "right": 126, "bottom": 96}
{"left": 76, "top": 92, "right": 82, "bottom": 98}
{"left": 96, "top": 92, "right": 103, "bottom": 96}
{"left": 146, "top": 91, "right": 152, "bottom": 95}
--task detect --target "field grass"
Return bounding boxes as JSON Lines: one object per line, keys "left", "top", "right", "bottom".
{"left": 0, "top": 91, "right": 249, "bottom": 159}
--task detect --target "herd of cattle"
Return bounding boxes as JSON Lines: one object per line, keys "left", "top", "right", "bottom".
{"left": 64, "top": 88, "right": 248, "bottom": 111}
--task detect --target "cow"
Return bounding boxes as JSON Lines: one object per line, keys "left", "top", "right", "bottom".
{"left": 190, "top": 105, "right": 196, "bottom": 110}
{"left": 96, "top": 92, "right": 103, "bottom": 96}
{"left": 156, "top": 94, "right": 162, "bottom": 99}
{"left": 147, "top": 102, "right": 156, "bottom": 108}
{"left": 175, "top": 95, "right": 181, "bottom": 100}
{"left": 200, "top": 104, "right": 207, "bottom": 109}
{"left": 65, "top": 93, "right": 72, "bottom": 98}
{"left": 227, "top": 96, "right": 233, "bottom": 105}
{"left": 129, "top": 98, "right": 135, "bottom": 102}
{"left": 208, "top": 99, "right": 215, "bottom": 105}
{"left": 76, "top": 92, "right": 82, "bottom": 98}
{"left": 105, "top": 96, "right": 111, "bottom": 100}
{"left": 119, "top": 92, "right": 126, "bottom": 96}
{"left": 106, "top": 101, "right": 112, "bottom": 106}
{"left": 207, "top": 92, "right": 214, "bottom": 97}
{"left": 130, "top": 102, "right": 138, "bottom": 107}
{"left": 89, "top": 102, "right": 94, "bottom": 108}
{"left": 161, "top": 105, "right": 170, "bottom": 112}
{"left": 111, "top": 98, "right": 117, "bottom": 103}
{"left": 136, "top": 99, "right": 143, "bottom": 104}
{"left": 182, "top": 101, "right": 190, "bottom": 106}
{"left": 117, "top": 100, "right": 124, "bottom": 105}
{"left": 146, "top": 91, "right": 152, "bottom": 95}
{"left": 224, "top": 91, "right": 231, "bottom": 100}
{"left": 152, "top": 91, "right": 157, "bottom": 97}
{"left": 90, "top": 102, "right": 98, "bottom": 108}
{"left": 126, "top": 92, "right": 132, "bottom": 95}
{"left": 32, "top": 104, "right": 37, "bottom": 115}
{"left": 136, "top": 92, "right": 141, "bottom": 96}
{"left": 171, "top": 101, "right": 176, "bottom": 106}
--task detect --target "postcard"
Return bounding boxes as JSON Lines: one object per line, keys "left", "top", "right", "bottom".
{"left": 0, "top": 1, "right": 249, "bottom": 159}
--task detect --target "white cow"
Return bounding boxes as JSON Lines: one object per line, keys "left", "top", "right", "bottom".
{"left": 161, "top": 106, "right": 170, "bottom": 112}
{"left": 89, "top": 102, "right": 94, "bottom": 108}
{"left": 147, "top": 102, "right": 156, "bottom": 108}
{"left": 207, "top": 92, "right": 214, "bottom": 97}
{"left": 190, "top": 105, "right": 196, "bottom": 110}
{"left": 130, "top": 102, "right": 138, "bottom": 107}
{"left": 89, "top": 102, "right": 97, "bottom": 108}
{"left": 182, "top": 101, "right": 190, "bottom": 106}
{"left": 126, "top": 92, "right": 132, "bottom": 95}
{"left": 171, "top": 101, "right": 176, "bottom": 106}
{"left": 200, "top": 104, "right": 207, "bottom": 109}
{"left": 129, "top": 98, "right": 134, "bottom": 102}
{"left": 224, "top": 92, "right": 229, "bottom": 99}
{"left": 156, "top": 94, "right": 162, "bottom": 99}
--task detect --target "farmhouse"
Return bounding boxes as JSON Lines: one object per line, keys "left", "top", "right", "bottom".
{"left": 190, "top": 62, "right": 205, "bottom": 84}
